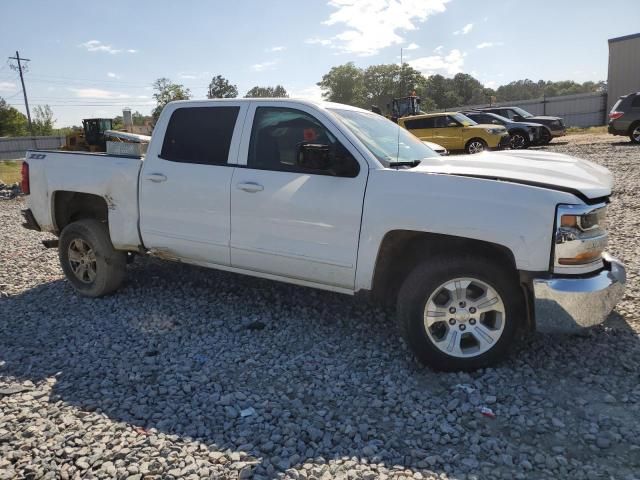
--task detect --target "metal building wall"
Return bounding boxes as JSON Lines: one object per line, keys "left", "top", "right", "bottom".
{"left": 437, "top": 91, "right": 608, "bottom": 127}
{"left": 607, "top": 33, "right": 640, "bottom": 111}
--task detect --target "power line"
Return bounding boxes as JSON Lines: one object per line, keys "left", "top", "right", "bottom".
{"left": 8, "top": 51, "right": 32, "bottom": 133}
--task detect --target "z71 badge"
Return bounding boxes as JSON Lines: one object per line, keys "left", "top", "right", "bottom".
{"left": 28, "top": 153, "right": 46, "bottom": 159}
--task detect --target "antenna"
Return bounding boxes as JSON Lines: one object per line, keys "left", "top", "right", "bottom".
{"left": 396, "top": 47, "right": 403, "bottom": 166}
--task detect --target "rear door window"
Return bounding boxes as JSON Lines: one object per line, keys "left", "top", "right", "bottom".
{"left": 631, "top": 95, "right": 640, "bottom": 109}
{"left": 160, "top": 106, "right": 240, "bottom": 165}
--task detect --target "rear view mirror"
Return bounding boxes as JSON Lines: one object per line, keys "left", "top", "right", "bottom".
{"left": 492, "top": 120, "right": 500, "bottom": 124}
{"left": 513, "top": 115, "right": 523, "bottom": 121}
{"left": 297, "top": 143, "right": 331, "bottom": 171}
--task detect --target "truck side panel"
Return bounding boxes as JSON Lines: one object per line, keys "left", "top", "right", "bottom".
{"left": 25, "top": 151, "right": 143, "bottom": 251}
{"left": 355, "top": 169, "right": 582, "bottom": 291}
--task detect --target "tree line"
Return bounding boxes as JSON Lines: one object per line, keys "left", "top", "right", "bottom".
{"left": 0, "top": 66, "right": 606, "bottom": 136}
{"left": 152, "top": 66, "right": 606, "bottom": 121}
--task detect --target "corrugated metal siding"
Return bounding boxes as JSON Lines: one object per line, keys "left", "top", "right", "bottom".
{"left": 607, "top": 35, "right": 640, "bottom": 111}
{"left": 0, "top": 136, "right": 65, "bottom": 160}
{"left": 435, "top": 92, "right": 608, "bottom": 127}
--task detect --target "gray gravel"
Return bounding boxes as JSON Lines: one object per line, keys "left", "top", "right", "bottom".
{"left": 1, "top": 133, "right": 639, "bottom": 479}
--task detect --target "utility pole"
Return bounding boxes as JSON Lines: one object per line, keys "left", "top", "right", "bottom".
{"left": 8, "top": 51, "right": 32, "bottom": 133}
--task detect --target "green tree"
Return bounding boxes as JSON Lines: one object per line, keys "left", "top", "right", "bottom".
{"left": 452, "top": 73, "right": 485, "bottom": 105}
{"left": 152, "top": 78, "right": 191, "bottom": 121}
{"left": 32, "top": 105, "right": 55, "bottom": 135}
{"left": 363, "top": 63, "right": 427, "bottom": 111}
{"left": 317, "top": 62, "right": 366, "bottom": 107}
{"left": 0, "top": 97, "right": 28, "bottom": 136}
{"left": 244, "top": 85, "right": 288, "bottom": 98}
{"left": 207, "top": 75, "right": 238, "bottom": 99}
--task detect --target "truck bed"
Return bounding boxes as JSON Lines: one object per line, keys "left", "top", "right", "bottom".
{"left": 25, "top": 149, "right": 144, "bottom": 250}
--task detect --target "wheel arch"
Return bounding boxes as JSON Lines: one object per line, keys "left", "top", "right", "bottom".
{"left": 628, "top": 120, "right": 640, "bottom": 135}
{"left": 52, "top": 190, "right": 109, "bottom": 234}
{"left": 371, "top": 230, "right": 518, "bottom": 305}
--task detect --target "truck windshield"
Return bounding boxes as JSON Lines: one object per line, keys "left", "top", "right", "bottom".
{"left": 329, "top": 108, "right": 440, "bottom": 165}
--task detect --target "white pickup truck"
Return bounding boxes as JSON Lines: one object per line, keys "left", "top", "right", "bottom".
{"left": 21, "top": 99, "right": 626, "bottom": 370}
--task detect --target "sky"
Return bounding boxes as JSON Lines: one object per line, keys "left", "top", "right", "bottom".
{"left": 1, "top": 0, "right": 638, "bottom": 127}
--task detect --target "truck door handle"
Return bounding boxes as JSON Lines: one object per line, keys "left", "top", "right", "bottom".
{"left": 236, "top": 182, "right": 264, "bottom": 193}
{"left": 145, "top": 173, "right": 167, "bottom": 183}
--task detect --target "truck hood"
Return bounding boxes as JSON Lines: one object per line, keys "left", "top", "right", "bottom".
{"left": 415, "top": 150, "right": 612, "bottom": 199}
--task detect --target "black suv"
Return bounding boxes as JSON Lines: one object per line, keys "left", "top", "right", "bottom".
{"left": 462, "top": 111, "right": 543, "bottom": 149}
{"left": 608, "top": 92, "right": 640, "bottom": 144}
{"left": 476, "top": 106, "right": 565, "bottom": 144}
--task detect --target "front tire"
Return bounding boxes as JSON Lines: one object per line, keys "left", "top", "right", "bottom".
{"left": 509, "top": 130, "right": 530, "bottom": 149}
{"left": 465, "top": 138, "right": 487, "bottom": 154}
{"left": 59, "top": 219, "right": 127, "bottom": 297}
{"left": 396, "top": 254, "right": 524, "bottom": 371}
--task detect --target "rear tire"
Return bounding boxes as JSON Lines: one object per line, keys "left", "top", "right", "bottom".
{"left": 629, "top": 122, "right": 640, "bottom": 144}
{"left": 396, "top": 254, "right": 524, "bottom": 371}
{"left": 59, "top": 219, "right": 127, "bottom": 297}
{"left": 465, "top": 138, "right": 487, "bottom": 154}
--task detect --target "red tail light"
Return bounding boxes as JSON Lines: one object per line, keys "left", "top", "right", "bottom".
{"left": 608, "top": 111, "right": 624, "bottom": 120}
{"left": 21, "top": 162, "right": 30, "bottom": 195}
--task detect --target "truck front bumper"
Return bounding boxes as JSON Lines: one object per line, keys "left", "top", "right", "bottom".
{"left": 532, "top": 253, "right": 626, "bottom": 333}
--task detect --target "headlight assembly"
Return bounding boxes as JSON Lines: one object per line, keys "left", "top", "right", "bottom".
{"left": 485, "top": 128, "right": 504, "bottom": 135}
{"left": 554, "top": 204, "right": 608, "bottom": 273}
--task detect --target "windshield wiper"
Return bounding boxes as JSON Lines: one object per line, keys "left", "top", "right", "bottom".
{"left": 388, "top": 159, "right": 422, "bottom": 168}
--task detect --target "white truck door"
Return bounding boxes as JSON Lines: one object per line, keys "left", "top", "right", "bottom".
{"left": 139, "top": 103, "right": 247, "bottom": 264}
{"left": 230, "top": 103, "right": 368, "bottom": 289}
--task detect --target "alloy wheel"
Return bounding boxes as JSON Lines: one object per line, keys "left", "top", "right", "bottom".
{"left": 423, "top": 277, "right": 506, "bottom": 358}
{"left": 68, "top": 238, "right": 97, "bottom": 283}
{"left": 510, "top": 133, "right": 526, "bottom": 149}
{"left": 468, "top": 141, "right": 485, "bottom": 154}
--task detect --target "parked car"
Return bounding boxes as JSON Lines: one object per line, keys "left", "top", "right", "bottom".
{"left": 21, "top": 99, "right": 625, "bottom": 371}
{"left": 462, "top": 111, "right": 543, "bottom": 149}
{"left": 423, "top": 140, "right": 448, "bottom": 155}
{"left": 398, "top": 112, "right": 511, "bottom": 154}
{"left": 476, "top": 106, "right": 565, "bottom": 144}
{"left": 608, "top": 91, "right": 640, "bottom": 143}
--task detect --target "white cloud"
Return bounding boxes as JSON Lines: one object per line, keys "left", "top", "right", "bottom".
{"left": 306, "top": 37, "right": 333, "bottom": 46}
{"left": 251, "top": 61, "right": 277, "bottom": 72}
{"left": 177, "top": 71, "right": 210, "bottom": 80}
{"left": 409, "top": 49, "right": 464, "bottom": 76}
{"left": 405, "top": 42, "right": 419, "bottom": 50}
{"left": 311, "top": 0, "right": 450, "bottom": 56}
{"left": 484, "top": 80, "right": 498, "bottom": 89}
{"left": 69, "top": 88, "right": 131, "bottom": 99}
{"left": 433, "top": 45, "right": 444, "bottom": 53}
{"left": 476, "top": 41, "right": 503, "bottom": 49}
{"left": 107, "top": 72, "right": 121, "bottom": 79}
{"left": 290, "top": 84, "right": 324, "bottom": 102}
{"left": 79, "top": 40, "right": 137, "bottom": 54}
{"left": 267, "top": 46, "right": 286, "bottom": 52}
{"left": 453, "top": 23, "right": 473, "bottom": 35}
{"left": 0, "top": 81, "right": 17, "bottom": 92}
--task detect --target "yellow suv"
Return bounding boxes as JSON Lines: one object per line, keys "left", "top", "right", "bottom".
{"left": 398, "top": 112, "right": 510, "bottom": 154}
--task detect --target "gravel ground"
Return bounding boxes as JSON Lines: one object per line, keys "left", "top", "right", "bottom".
{"left": 1, "top": 133, "right": 639, "bottom": 480}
